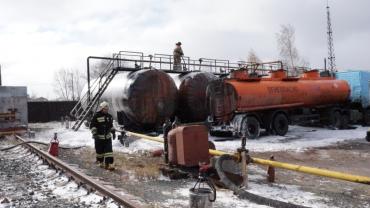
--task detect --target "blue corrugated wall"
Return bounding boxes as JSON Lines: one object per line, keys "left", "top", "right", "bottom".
{"left": 336, "top": 71, "right": 370, "bottom": 108}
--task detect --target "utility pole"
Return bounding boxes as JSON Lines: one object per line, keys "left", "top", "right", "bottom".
{"left": 326, "top": 1, "right": 336, "bottom": 73}
{"left": 0, "top": 64, "right": 2, "bottom": 86}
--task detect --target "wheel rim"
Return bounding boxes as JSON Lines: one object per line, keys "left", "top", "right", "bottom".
{"left": 243, "top": 116, "right": 260, "bottom": 139}
{"left": 277, "top": 119, "right": 286, "bottom": 130}
{"left": 247, "top": 124, "right": 257, "bottom": 135}
{"left": 273, "top": 113, "right": 288, "bottom": 136}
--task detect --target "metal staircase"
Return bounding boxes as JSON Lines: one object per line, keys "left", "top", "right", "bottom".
{"left": 70, "top": 58, "right": 119, "bottom": 131}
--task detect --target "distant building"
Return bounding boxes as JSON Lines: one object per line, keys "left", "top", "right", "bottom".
{"left": 0, "top": 86, "right": 28, "bottom": 135}
{"left": 28, "top": 96, "right": 48, "bottom": 102}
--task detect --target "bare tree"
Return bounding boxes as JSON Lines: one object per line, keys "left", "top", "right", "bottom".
{"left": 90, "top": 54, "right": 114, "bottom": 79}
{"left": 247, "top": 49, "right": 261, "bottom": 63}
{"left": 54, "top": 68, "right": 85, "bottom": 101}
{"left": 276, "top": 24, "right": 309, "bottom": 75}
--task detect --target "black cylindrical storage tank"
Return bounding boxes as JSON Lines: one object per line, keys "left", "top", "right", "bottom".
{"left": 170, "top": 72, "right": 217, "bottom": 122}
{"left": 101, "top": 68, "right": 178, "bottom": 131}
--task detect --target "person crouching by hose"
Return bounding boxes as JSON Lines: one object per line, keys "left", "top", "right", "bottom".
{"left": 90, "top": 101, "right": 116, "bottom": 171}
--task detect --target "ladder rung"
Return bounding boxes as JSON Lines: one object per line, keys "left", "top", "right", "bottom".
{"left": 70, "top": 69, "right": 118, "bottom": 131}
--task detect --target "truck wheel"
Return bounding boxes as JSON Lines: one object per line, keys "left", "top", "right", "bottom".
{"left": 363, "top": 109, "right": 370, "bottom": 126}
{"left": 341, "top": 114, "right": 349, "bottom": 129}
{"left": 272, "top": 113, "right": 289, "bottom": 136}
{"left": 330, "top": 111, "right": 342, "bottom": 129}
{"left": 242, "top": 116, "right": 260, "bottom": 139}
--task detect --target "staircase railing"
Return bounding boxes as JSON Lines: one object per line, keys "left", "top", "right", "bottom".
{"left": 70, "top": 55, "right": 119, "bottom": 130}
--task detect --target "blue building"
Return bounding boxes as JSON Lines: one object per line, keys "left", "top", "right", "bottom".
{"left": 336, "top": 70, "right": 370, "bottom": 124}
{"left": 336, "top": 71, "right": 370, "bottom": 108}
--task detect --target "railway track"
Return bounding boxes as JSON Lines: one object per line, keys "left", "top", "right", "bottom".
{"left": 3, "top": 135, "right": 143, "bottom": 208}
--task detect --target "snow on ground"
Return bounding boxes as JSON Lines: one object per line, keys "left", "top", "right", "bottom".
{"left": 164, "top": 180, "right": 329, "bottom": 208}
{"left": 29, "top": 122, "right": 368, "bottom": 154}
{"left": 246, "top": 182, "right": 330, "bottom": 208}
{"left": 161, "top": 164, "right": 330, "bottom": 207}
{"left": 29, "top": 122, "right": 162, "bottom": 154}
{"left": 211, "top": 125, "right": 368, "bottom": 153}
{"left": 161, "top": 181, "right": 271, "bottom": 208}
{"left": 27, "top": 122, "right": 355, "bottom": 207}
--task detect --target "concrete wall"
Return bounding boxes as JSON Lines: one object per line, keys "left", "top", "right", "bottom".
{"left": 0, "top": 86, "right": 28, "bottom": 131}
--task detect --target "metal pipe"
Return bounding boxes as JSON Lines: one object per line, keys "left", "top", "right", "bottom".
{"left": 241, "top": 151, "right": 248, "bottom": 187}
{"left": 124, "top": 131, "right": 164, "bottom": 143}
{"left": 213, "top": 151, "right": 370, "bottom": 185}
{"left": 87, "top": 57, "right": 91, "bottom": 102}
{"left": 252, "top": 158, "right": 370, "bottom": 185}
{"left": 123, "top": 130, "right": 370, "bottom": 185}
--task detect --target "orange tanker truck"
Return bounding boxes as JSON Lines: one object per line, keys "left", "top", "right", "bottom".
{"left": 206, "top": 62, "right": 351, "bottom": 139}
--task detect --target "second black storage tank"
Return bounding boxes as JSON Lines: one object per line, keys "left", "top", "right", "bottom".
{"left": 171, "top": 72, "right": 217, "bottom": 122}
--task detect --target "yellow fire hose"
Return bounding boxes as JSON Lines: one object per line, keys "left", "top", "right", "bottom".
{"left": 125, "top": 131, "right": 164, "bottom": 143}
{"left": 125, "top": 130, "right": 370, "bottom": 185}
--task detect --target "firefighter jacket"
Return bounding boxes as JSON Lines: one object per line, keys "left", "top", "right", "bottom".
{"left": 173, "top": 46, "right": 184, "bottom": 59}
{"left": 90, "top": 111, "right": 114, "bottom": 139}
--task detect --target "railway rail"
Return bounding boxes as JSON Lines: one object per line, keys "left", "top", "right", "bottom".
{"left": 12, "top": 135, "right": 143, "bottom": 208}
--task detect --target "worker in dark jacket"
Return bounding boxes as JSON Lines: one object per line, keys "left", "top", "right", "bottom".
{"left": 173, "top": 42, "right": 184, "bottom": 71}
{"left": 90, "top": 101, "right": 116, "bottom": 170}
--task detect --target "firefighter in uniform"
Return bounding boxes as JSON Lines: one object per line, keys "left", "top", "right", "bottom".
{"left": 90, "top": 101, "right": 116, "bottom": 170}
{"left": 173, "top": 42, "right": 184, "bottom": 71}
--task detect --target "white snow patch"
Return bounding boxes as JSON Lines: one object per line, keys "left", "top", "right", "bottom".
{"left": 29, "top": 122, "right": 367, "bottom": 154}
{"left": 158, "top": 174, "right": 172, "bottom": 181}
{"left": 79, "top": 192, "right": 104, "bottom": 205}
{"left": 117, "top": 138, "right": 163, "bottom": 154}
{"left": 165, "top": 180, "right": 329, "bottom": 208}
{"left": 166, "top": 182, "right": 269, "bottom": 208}
{"left": 211, "top": 125, "right": 367, "bottom": 152}
{"left": 29, "top": 122, "right": 163, "bottom": 153}
{"left": 247, "top": 182, "right": 330, "bottom": 208}
{"left": 52, "top": 181, "right": 85, "bottom": 198}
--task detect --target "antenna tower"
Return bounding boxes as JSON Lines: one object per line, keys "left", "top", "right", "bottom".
{"left": 326, "top": 1, "right": 336, "bottom": 72}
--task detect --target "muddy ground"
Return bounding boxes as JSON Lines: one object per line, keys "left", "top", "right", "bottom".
{"left": 253, "top": 139, "right": 370, "bottom": 207}
{"left": 2, "top": 129, "right": 369, "bottom": 208}
{"left": 50, "top": 137, "right": 370, "bottom": 208}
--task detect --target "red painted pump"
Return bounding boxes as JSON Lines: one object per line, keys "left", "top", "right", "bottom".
{"left": 48, "top": 133, "right": 59, "bottom": 157}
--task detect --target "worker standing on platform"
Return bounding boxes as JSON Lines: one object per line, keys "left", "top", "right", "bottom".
{"left": 173, "top": 42, "right": 184, "bottom": 71}
{"left": 90, "top": 101, "right": 116, "bottom": 170}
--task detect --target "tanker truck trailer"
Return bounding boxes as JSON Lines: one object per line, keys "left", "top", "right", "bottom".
{"left": 206, "top": 68, "right": 351, "bottom": 139}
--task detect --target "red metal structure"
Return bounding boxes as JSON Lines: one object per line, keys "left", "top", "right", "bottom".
{"left": 48, "top": 133, "right": 59, "bottom": 157}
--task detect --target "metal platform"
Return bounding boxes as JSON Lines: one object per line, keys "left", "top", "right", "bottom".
{"left": 70, "top": 51, "right": 246, "bottom": 131}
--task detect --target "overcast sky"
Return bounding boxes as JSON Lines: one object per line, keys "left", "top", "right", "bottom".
{"left": 0, "top": 0, "right": 369, "bottom": 99}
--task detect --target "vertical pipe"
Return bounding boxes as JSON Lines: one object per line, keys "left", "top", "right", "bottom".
{"left": 241, "top": 151, "right": 248, "bottom": 188}
{"left": 0, "top": 64, "right": 2, "bottom": 86}
{"left": 160, "top": 57, "right": 162, "bottom": 70}
{"left": 170, "top": 55, "right": 172, "bottom": 70}
{"left": 71, "top": 72, "right": 75, "bottom": 101}
{"left": 214, "top": 60, "right": 217, "bottom": 73}
{"left": 187, "top": 57, "right": 190, "bottom": 71}
{"left": 240, "top": 136, "right": 248, "bottom": 188}
{"left": 87, "top": 57, "right": 91, "bottom": 102}
{"left": 267, "top": 155, "right": 275, "bottom": 183}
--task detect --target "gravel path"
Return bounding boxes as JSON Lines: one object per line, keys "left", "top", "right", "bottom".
{"left": 0, "top": 139, "right": 118, "bottom": 208}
